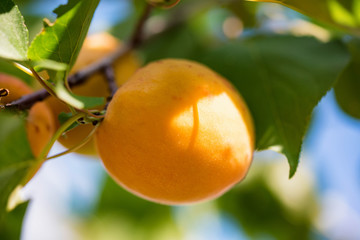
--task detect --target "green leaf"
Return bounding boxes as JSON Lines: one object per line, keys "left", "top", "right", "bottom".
{"left": 59, "top": 91, "right": 106, "bottom": 110}
{"left": 0, "top": 112, "right": 35, "bottom": 221}
{"left": 0, "top": 0, "right": 29, "bottom": 61}
{"left": 335, "top": 38, "right": 360, "bottom": 119}
{"left": 32, "top": 59, "right": 68, "bottom": 72}
{"left": 200, "top": 35, "right": 350, "bottom": 177}
{"left": 0, "top": 202, "right": 29, "bottom": 240}
{"left": 54, "top": 73, "right": 106, "bottom": 109}
{"left": 58, "top": 112, "right": 80, "bottom": 132}
{"left": 27, "top": 0, "right": 100, "bottom": 71}
{"left": 248, "top": 0, "right": 360, "bottom": 35}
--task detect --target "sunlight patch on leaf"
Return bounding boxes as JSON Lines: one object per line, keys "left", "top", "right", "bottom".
{"left": 0, "top": 0, "right": 29, "bottom": 61}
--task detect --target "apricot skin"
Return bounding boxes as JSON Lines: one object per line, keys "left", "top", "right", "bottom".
{"left": 0, "top": 74, "right": 55, "bottom": 168}
{"left": 95, "top": 59, "right": 255, "bottom": 205}
{"left": 46, "top": 33, "right": 140, "bottom": 155}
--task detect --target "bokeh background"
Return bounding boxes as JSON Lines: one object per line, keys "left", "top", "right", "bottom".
{"left": 10, "top": 0, "right": 360, "bottom": 239}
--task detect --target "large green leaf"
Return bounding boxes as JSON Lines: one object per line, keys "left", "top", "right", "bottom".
{"left": 200, "top": 35, "right": 349, "bottom": 176}
{"left": 248, "top": 0, "right": 360, "bottom": 35}
{"left": 335, "top": 38, "right": 360, "bottom": 119}
{"left": 0, "top": 0, "right": 29, "bottom": 61}
{"left": 0, "top": 202, "right": 29, "bottom": 240}
{"left": 0, "top": 112, "right": 35, "bottom": 221}
{"left": 27, "top": 0, "right": 100, "bottom": 71}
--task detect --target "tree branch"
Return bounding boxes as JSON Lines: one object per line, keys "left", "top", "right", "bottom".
{"left": 103, "top": 65, "right": 118, "bottom": 97}
{"left": 4, "top": 4, "right": 153, "bottom": 111}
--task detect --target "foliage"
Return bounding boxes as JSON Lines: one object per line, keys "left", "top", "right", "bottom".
{"left": 0, "top": 112, "right": 34, "bottom": 222}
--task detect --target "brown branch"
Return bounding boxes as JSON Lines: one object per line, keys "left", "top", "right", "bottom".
{"left": 4, "top": 4, "right": 154, "bottom": 111}
{"left": 103, "top": 65, "right": 117, "bottom": 97}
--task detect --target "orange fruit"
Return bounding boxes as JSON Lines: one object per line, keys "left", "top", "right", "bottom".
{"left": 0, "top": 74, "right": 55, "bottom": 181}
{"left": 95, "top": 59, "right": 255, "bottom": 205}
{"left": 46, "top": 33, "right": 141, "bottom": 155}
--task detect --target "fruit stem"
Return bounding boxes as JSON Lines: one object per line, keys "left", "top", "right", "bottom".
{"left": 45, "top": 123, "right": 100, "bottom": 160}
{"left": 21, "top": 112, "right": 87, "bottom": 184}
{"left": 38, "top": 112, "right": 87, "bottom": 161}
{"left": 29, "top": 67, "right": 57, "bottom": 98}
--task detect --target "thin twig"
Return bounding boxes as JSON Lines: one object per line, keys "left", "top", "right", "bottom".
{"left": 130, "top": 4, "right": 153, "bottom": 47}
{"left": 103, "top": 65, "right": 118, "bottom": 96}
{"left": 45, "top": 123, "right": 100, "bottom": 160}
{"left": 21, "top": 112, "right": 87, "bottom": 184}
{"left": 103, "top": 65, "right": 117, "bottom": 110}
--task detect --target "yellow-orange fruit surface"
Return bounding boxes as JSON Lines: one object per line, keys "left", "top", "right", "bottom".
{"left": 0, "top": 74, "right": 55, "bottom": 180}
{"left": 46, "top": 33, "right": 140, "bottom": 155}
{"left": 95, "top": 59, "right": 255, "bottom": 205}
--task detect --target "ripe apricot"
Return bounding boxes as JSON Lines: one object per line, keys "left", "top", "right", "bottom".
{"left": 0, "top": 74, "right": 55, "bottom": 180}
{"left": 46, "top": 33, "right": 141, "bottom": 155}
{"left": 95, "top": 59, "right": 255, "bottom": 205}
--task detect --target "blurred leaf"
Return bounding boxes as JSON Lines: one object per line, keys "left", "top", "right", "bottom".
{"left": 200, "top": 35, "right": 349, "bottom": 176}
{"left": 0, "top": 112, "right": 35, "bottom": 221}
{"left": 227, "top": 0, "right": 258, "bottom": 28}
{"left": 217, "top": 168, "right": 313, "bottom": 240}
{"left": 0, "top": 0, "right": 29, "bottom": 61}
{"left": 0, "top": 202, "right": 29, "bottom": 240}
{"left": 27, "top": 0, "right": 100, "bottom": 72}
{"left": 110, "top": 0, "right": 146, "bottom": 40}
{"left": 141, "top": 24, "right": 206, "bottom": 63}
{"left": 248, "top": 0, "right": 360, "bottom": 35}
{"left": 24, "top": 15, "right": 44, "bottom": 42}
{"left": 97, "top": 176, "right": 174, "bottom": 223}
{"left": 86, "top": 176, "right": 181, "bottom": 240}
{"left": 335, "top": 38, "right": 360, "bottom": 119}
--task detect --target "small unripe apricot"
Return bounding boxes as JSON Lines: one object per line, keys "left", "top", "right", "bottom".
{"left": 0, "top": 74, "right": 55, "bottom": 179}
{"left": 147, "top": 0, "right": 180, "bottom": 8}
{"left": 95, "top": 59, "right": 255, "bottom": 205}
{"left": 46, "top": 33, "right": 141, "bottom": 155}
